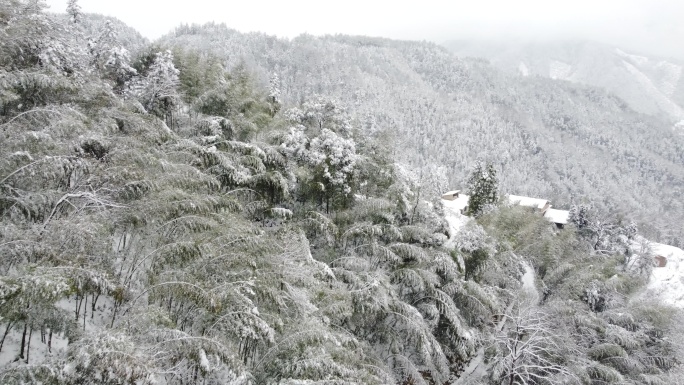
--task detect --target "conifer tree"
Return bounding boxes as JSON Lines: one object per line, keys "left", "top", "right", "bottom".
{"left": 89, "top": 20, "right": 136, "bottom": 93}
{"left": 568, "top": 204, "right": 592, "bottom": 230}
{"left": 268, "top": 72, "right": 281, "bottom": 116}
{"left": 89, "top": 20, "right": 118, "bottom": 68}
{"left": 66, "top": 0, "right": 81, "bottom": 24}
{"left": 465, "top": 162, "right": 498, "bottom": 216}
{"left": 130, "top": 50, "right": 180, "bottom": 125}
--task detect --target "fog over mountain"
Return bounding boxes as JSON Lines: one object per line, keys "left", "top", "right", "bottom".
{"left": 445, "top": 40, "right": 684, "bottom": 121}
{"left": 44, "top": 0, "right": 684, "bottom": 60}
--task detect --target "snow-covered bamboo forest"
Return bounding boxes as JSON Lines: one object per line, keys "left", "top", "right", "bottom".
{"left": 1, "top": 1, "right": 683, "bottom": 384}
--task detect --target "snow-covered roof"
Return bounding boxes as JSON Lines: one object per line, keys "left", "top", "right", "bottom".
{"left": 442, "top": 190, "right": 461, "bottom": 196}
{"left": 508, "top": 195, "right": 549, "bottom": 210}
{"left": 442, "top": 194, "right": 469, "bottom": 212}
{"left": 544, "top": 208, "right": 570, "bottom": 224}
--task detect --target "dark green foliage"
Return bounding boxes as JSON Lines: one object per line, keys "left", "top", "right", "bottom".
{"left": 195, "top": 64, "right": 273, "bottom": 126}
{"left": 464, "top": 248, "right": 489, "bottom": 281}
{"left": 79, "top": 138, "right": 109, "bottom": 160}
{"left": 171, "top": 47, "right": 224, "bottom": 103}
{"left": 466, "top": 162, "right": 499, "bottom": 217}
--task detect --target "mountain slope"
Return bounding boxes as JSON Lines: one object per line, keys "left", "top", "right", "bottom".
{"left": 159, "top": 26, "right": 683, "bottom": 246}
{"left": 445, "top": 40, "right": 684, "bottom": 120}
{"left": 2, "top": 5, "right": 684, "bottom": 384}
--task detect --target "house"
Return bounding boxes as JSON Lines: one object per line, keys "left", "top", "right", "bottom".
{"left": 653, "top": 255, "right": 668, "bottom": 268}
{"left": 441, "top": 190, "right": 461, "bottom": 201}
{"left": 544, "top": 208, "right": 570, "bottom": 229}
{"left": 441, "top": 190, "right": 469, "bottom": 214}
{"left": 508, "top": 195, "right": 551, "bottom": 214}
{"left": 442, "top": 191, "right": 571, "bottom": 226}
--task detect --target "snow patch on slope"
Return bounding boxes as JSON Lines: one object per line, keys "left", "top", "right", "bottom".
{"left": 655, "top": 61, "right": 682, "bottom": 96}
{"left": 675, "top": 120, "right": 684, "bottom": 133}
{"left": 615, "top": 48, "right": 649, "bottom": 67}
{"left": 549, "top": 60, "right": 572, "bottom": 80}
{"left": 518, "top": 61, "right": 529, "bottom": 77}
{"left": 520, "top": 261, "right": 539, "bottom": 304}
{"left": 442, "top": 196, "right": 471, "bottom": 249}
{"left": 622, "top": 60, "right": 684, "bottom": 118}
{"left": 644, "top": 242, "right": 684, "bottom": 308}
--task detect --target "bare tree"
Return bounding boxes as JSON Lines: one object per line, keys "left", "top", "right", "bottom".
{"left": 492, "top": 304, "right": 574, "bottom": 385}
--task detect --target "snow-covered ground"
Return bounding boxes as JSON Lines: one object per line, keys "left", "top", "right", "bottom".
{"left": 655, "top": 61, "right": 681, "bottom": 97}
{"left": 441, "top": 196, "right": 471, "bottom": 249}
{"left": 549, "top": 60, "right": 572, "bottom": 80}
{"left": 643, "top": 242, "right": 684, "bottom": 308}
{"left": 621, "top": 59, "right": 684, "bottom": 118}
{"left": 675, "top": 120, "right": 684, "bottom": 134}
{"left": 0, "top": 297, "right": 113, "bottom": 367}
{"left": 520, "top": 261, "right": 539, "bottom": 305}
{"left": 615, "top": 48, "right": 649, "bottom": 67}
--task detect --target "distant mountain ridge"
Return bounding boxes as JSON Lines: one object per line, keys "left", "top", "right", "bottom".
{"left": 445, "top": 40, "right": 684, "bottom": 121}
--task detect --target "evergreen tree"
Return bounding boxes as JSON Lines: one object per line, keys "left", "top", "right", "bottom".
{"left": 130, "top": 50, "right": 180, "bottom": 125}
{"left": 568, "top": 204, "right": 592, "bottom": 230}
{"left": 465, "top": 162, "right": 499, "bottom": 216}
{"left": 66, "top": 0, "right": 81, "bottom": 24}
{"left": 268, "top": 72, "right": 281, "bottom": 116}
{"left": 89, "top": 20, "right": 136, "bottom": 93}
{"left": 89, "top": 20, "right": 118, "bottom": 69}
{"left": 268, "top": 72, "right": 281, "bottom": 105}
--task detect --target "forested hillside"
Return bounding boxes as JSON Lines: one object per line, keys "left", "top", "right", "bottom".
{"left": 1, "top": 2, "right": 683, "bottom": 384}
{"left": 159, "top": 24, "right": 684, "bottom": 247}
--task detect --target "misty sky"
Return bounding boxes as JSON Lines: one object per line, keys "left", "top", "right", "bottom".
{"left": 45, "top": 0, "right": 684, "bottom": 60}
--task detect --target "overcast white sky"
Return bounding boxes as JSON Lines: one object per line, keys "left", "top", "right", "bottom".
{"left": 45, "top": 0, "right": 684, "bottom": 59}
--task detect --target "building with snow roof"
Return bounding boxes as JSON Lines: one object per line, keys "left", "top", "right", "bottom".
{"left": 544, "top": 208, "right": 570, "bottom": 229}
{"left": 507, "top": 195, "right": 551, "bottom": 214}
{"left": 443, "top": 191, "right": 572, "bottom": 229}
{"left": 441, "top": 190, "right": 469, "bottom": 214}
{"left": 441, "top": 190, "right": 461, "bottom": 201}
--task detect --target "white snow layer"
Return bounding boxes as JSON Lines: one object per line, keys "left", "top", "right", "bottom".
{"left": 520, "top": 261, "right": 539, "bottom": 304}
{"left": 621, "top": 60, "right": 684, "bottom": 118}
{"left": 442, "top": 196, "right": 471, "bottom": 249}
{"left": 518, "top": 62, "right": 529, "bottom": 77}
{"left": 655, "top": 61, "right": 681, "bottom": 97}
{"left": 675, "top": 120, "right": 684, "bottom": 133}
{"left": 615, "top": 48, "right": 650, "bottom": 67}
{"left": 644, "top": 242, "right": 684, "bottom": 308}
{"left": 549, "top": 60, "right": 572, "bottom": 80}
{"left": 508, "top": 195, "right": 548, "bottom": 210}
{"left": 544, "top": 208, "right": 569, "bottom": 224}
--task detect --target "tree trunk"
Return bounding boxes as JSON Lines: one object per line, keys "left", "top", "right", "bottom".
{"left": 410, "top": 189, "right": 421, "bottom": 225}
{"left": 19, "top": 323, "right": 27, "bottom": 360}
{"left": 75, "top": 294, "right": 80, "bottom": 320}
{"left": 25, "top": 326, "right": 33, "bottom": 363}
{"left": 0, "top": 321, "right": 14, "bottom": 352}
{"left": 83, "top": 294, "right": 88, "bottom": 330}
{"left": 110, "top": 298, "right": 121, "bottom": 328}
{"left": 91, "top": 292, "right": 100, "bottom": 319}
